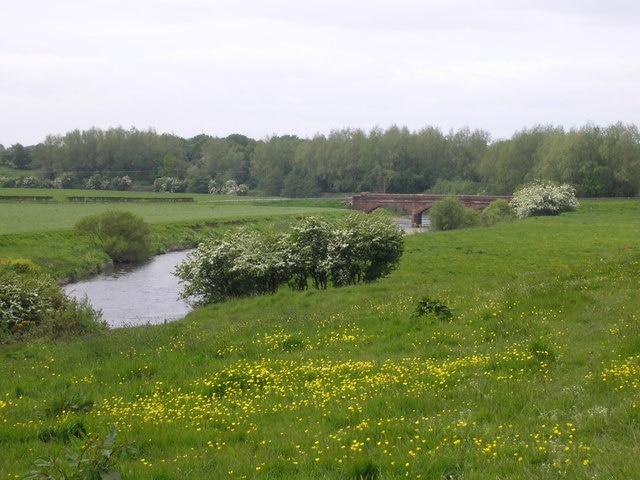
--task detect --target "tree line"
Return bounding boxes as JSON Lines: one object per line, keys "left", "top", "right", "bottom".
{"left": 1, "top": 122, "right": 639, "bottom": 197}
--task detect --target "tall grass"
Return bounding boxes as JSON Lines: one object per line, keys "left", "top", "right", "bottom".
{"left": 1, "top": 200, "right": 640, "bottom": 479}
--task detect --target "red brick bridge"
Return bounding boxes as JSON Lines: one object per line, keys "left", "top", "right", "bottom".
{"left": 351, "top": 193, "right": 511, "bottom": 226}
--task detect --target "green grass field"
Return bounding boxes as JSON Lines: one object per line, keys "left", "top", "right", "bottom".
{"left": 0, "top": 188, "right": 348, "bottom": 279}
{"left": 1, "top": 199, "right": 640, "bottom": 479}
{"left": 0, "top": 188, "right": 347, "bottom": 234}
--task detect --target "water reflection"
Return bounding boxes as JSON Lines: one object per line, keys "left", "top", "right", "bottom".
{"left": 63, "top": 250, "right": 192, "bottom": 328}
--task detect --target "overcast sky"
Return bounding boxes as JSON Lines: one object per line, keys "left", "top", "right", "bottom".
{"left": 2, "top": 0, "right": 639, "bottom": 146}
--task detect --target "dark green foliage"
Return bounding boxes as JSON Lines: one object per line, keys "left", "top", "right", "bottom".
{"left": 75, "top": 211, "right": 153, "bottom": 263}
{"left": 529, "top": 340, "right": 556, "bottom": 364}
{"left": 349, "top": 459, "right": 381, "bottom": 480}
{"left": 5, "top": 143, "right": 32, "bottom": 169}
{"left": 478, "top": 199, "right": 515, "bottom": 226}
{"left": 38, "top": 422, "right": 87, "bottom": 443}
{"left": 280, "top": 336, "right": 306, "bottom": 352}
{"left": 39, "top": 392, "right": 94, "bottom": 419}
{"left": 428, "top": 196, "right": 477, "bottom": 231}
{"left": 22, "top": 426, "right": 137, "bottom": 480}
{"left": 412, "top": 296, "right": 453, "bottom": 321}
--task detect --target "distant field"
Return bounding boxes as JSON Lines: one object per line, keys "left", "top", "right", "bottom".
{"left": 0, "top": 188, "right": 348, "bottom": 234}
{"left": 0, "top": 188, "right": 349, "bottom": 279}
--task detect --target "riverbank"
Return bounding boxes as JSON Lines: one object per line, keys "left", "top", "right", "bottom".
{"left": 0, "top": 195, "right": 349, "bottom": 281}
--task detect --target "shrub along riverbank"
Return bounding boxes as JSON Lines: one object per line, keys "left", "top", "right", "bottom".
{"left": 2, "top": 200, "right": 640, "bottom": 479}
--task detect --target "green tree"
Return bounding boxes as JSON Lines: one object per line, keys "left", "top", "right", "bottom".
{"left": 7, "top": 143, "right": 32, "bottom": 169}
{"left": 534, "top": 125, "right": 609, "bottom": 197}
{"left": 250, "top": 135, "right": 301, "bottom": 195}
{"left": 75, "top": 211, "right": 153, "bottom": 263}
{"left": 428, "top": 196, "right": 477, "bottom": 231}
{"left": 599, "top": 123, "right": 640, "bottom": 197}
{"left": 478, "top": 126, "right": 560, "bottom": 194}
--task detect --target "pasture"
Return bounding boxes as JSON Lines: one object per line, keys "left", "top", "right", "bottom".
{"left": 1, "top": 198, "right": 640, "bottom": 479}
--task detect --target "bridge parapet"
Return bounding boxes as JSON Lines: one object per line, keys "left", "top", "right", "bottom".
{"left": 351, "top": 193, "right": 511, "bottom": 226}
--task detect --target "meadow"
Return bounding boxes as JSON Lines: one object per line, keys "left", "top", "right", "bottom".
{"left": 1, "top": 198, "right": 640, "bottom": 479}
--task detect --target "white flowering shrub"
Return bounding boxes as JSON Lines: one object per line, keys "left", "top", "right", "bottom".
{"left": 175, "top": 230, "right": 289, "bottom": 304}
{"left": 208, "top": 179, "right": 249, "bottom": 195}
{"left": 19, "top": 176, "right": 46, "bottom": 188}
{"left": 510, "top": 181, "right": 579, "bottom": 219}
{"left": 110, "top": 175, "right": 132, "bottom": 191}
{"left": 175, "top": 213, "right": 404, "bottom": 304}
{"left": 154, "top": 176, "right": 187, "bottom": 193}
{"left": 53, "top": 173, "right": 75, "bottom": 189}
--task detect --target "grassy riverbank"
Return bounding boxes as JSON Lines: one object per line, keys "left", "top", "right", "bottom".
{"left": 0, "top": 188, "right": 347, "bottom": 280}
{"left": 2, "top": 200, "right": 640, "bottom": 479}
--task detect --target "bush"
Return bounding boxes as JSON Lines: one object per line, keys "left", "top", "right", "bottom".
{"left": 176, "top": 213, "right": 405, "bottom": 304}
{"left": 84, "top": 173, "right": 109, "bottom": 190}
{"left": 208, "top": 179, "right": 249, "bottom": 195}
{"left": 428, "top": 196, "right": 477, "bottom": 231}
{"left": 284, "top": 217, "right": 331, "bottom": 290}
{"left": 0, "top": 259, "right": 105, "bottom": 341}
{"left": 412, "top": 296, "right": 453, "bottom": 321}
{"left": 176, "top": 229, "right": 289, "bottom": 304}
{"left": 326, "top": 213, "right": 405, "bottom": 286}
{"left": 0, "top": 272, "right": 58, "bottom": 332}
{"left": 53, "top": 173, "right": 75, "bottom": 189}
{"left": 154, "top": 176, "right": 187, "bottom": 193}
{"left": 510, "top": 181, "right": 579, "bottom": 219}
{"left": 479, "top": 199, "right": 515, "bottom": 226}
{"left": 75, "top": 211, "right": 153, "bottom": 263}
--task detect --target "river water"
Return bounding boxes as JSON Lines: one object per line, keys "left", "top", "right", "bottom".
{"left": 63, "top": 250, "right": 192, "bottom": 328}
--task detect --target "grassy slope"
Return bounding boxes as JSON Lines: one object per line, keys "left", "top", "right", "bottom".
{"left": 1, "top": 200, "right": 640, "bottom": 479}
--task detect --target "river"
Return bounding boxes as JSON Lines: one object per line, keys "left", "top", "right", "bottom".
{"left": 63, "top": 250, "right": 192, "bottom": 328}
{"left": 62, "top": 217, "right": 427, "bottom": 328}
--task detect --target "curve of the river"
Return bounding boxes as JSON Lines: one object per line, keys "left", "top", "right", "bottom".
{"left": 62, "top": 217, "right": 427, "bottom": 328}
{"left": 63, "top": 250, "right": 192, "bottom": 328}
